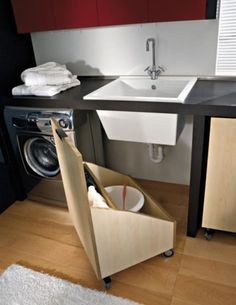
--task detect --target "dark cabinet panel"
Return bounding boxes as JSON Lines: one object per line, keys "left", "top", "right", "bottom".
{"left": 0, "top": 0, "right": 33, "bottom": 212}
{"left": 148, "top": 0, "right": 206, "bottom": 23}
{"left": 0, "top": 160, "right": 16, "bottom": 213}
{"left": 97, "top": 0, "right": 148, "bottom": 26}
{"left": 0, "top": 107, "right": 26, "bottom": 213}
{"left": 53, "top": 0, "right": 98, "bottom": 29}
{"left": 1, "top": 0, "right": 35, "bottom": 95}
{"left": 11, "top": 0, "right": 55, "bottom": 33}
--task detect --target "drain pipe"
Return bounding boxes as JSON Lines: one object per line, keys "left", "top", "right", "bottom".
{"left": 148, "top": 144, "right": 165, "bottom": 163}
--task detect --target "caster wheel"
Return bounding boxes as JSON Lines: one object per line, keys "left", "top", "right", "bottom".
{"left": 103, "top": 276, "right": 112, "bottom": 289}
{"left": 204, "top": 228, "right": 214, "bottom": 241}
{"left": 163, "top": 249, "right": 174, "bottom": 257}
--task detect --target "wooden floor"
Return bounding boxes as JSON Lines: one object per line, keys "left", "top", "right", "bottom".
{"left": 0, "top": 180, "right": 235, "bottom": 305}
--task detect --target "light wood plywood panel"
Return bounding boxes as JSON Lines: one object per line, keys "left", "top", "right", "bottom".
{"left": 92, "top": 208, "right": 175, "bottom": 278}
{"left": 51, "top": 119, "right": 100, "bottom": 278}
{"left": 52, "top": 119, "right": 175, "bottom": 279}
{"left": 203, "top": 118, "right": 236, "bottom": 233}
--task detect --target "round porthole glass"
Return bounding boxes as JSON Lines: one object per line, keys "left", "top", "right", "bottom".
{"left": 24, "top": 137, "right": 59, "bottom": 177}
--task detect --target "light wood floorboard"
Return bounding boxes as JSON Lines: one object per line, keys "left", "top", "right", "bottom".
{"left": 179, "top": 255, "right": 236, "bottom": 288}
{"left": 0, "top": 180, "right": 235, "bottom": 305}
{"left": 173, "top": 274, "right": 236, "bottom": 305}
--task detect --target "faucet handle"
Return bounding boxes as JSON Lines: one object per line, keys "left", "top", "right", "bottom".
{"left": 144, "top": 66, "right": 152, "bottom": 77}
{"left": 157, "top": 65, "right": 165, "bottom": 72}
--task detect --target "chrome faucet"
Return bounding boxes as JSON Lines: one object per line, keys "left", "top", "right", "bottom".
{"left": 145, "top": 38, "right": 164, "bottom": 80}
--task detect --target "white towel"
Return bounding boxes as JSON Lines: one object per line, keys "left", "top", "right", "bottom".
{"left": 88, "top": 186, "right": 109, "bottom": 209}
{"left": 21, "top": 62, "right": 75, "bottom": 86}
{"left": 12, "top": 79, "right": 80, "bottom": 97}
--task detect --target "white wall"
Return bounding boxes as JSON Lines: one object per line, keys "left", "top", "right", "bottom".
{"left": 31, "top": 19, "right": 218, "bottom": 185}
{"left": 32, "top": 20, "right": 218, "bottom": 76}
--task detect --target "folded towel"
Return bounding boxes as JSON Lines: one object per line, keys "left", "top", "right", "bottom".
{"left": 21, "top": 62, "right": 75, "bottom": 86}
{"left": 88, "top": 186, "right": 109, "bottom": 209}
{"left": 12, "top": 79, "right": 80, "bottom": 97}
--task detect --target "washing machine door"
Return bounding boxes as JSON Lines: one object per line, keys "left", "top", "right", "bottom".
{"left": 24, "top": 137, "right": 60, "bottom": 178}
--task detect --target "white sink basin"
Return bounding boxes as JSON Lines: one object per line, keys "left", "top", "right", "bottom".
{"left": 83, "top": 76, "right": 197, "bottom": 145}
{"left": 83, "top": 76, "right": 197, "bottom": 103}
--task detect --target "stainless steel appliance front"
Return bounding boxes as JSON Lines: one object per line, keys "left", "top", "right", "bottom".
{"left": 4, "top": 107, "right": 104, "bottom": 207}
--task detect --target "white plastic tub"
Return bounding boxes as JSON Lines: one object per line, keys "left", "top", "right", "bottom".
{"left": 105, "top": 185, "right": 144, "bottom": 212}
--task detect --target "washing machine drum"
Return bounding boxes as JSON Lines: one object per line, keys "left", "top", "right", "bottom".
{"left": 24, "top": 137, "right": 60, "bottom": 178}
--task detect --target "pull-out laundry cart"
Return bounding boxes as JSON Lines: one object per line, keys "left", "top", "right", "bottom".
{"left": 52, "top": 119, "right": 176, "bottom": 288}
{"left": 202, "top": 118, "right": 236, "bottom": 240}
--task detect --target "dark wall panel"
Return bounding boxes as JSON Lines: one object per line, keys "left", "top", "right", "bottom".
{"left": 0, "top": 0, "right": 34, "bottom": 211}
{"left": 0, "top": 0, "right": 35, "bottom": 96}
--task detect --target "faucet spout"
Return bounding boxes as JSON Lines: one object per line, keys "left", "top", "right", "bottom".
{"left": 146, "top": 38, "right": 156, "bottom": 67}
{"left": 145, "top": 38, "right": 164, "bottom": 80}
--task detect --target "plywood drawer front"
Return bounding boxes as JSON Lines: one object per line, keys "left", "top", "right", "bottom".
{"left": 202, "top": 118, "right": 236, "bottom": 233}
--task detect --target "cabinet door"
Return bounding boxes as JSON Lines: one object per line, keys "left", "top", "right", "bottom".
{"left": 52, "top": 0, "right": 98, "bottom": 30}
{"left": 202, "top": 118, "right": 236, "bottom": 233}
{"left": 11, "top": 0, "right": 55, "bottom": 33}
{"left": 148, "top": 0, "right": 206, "bottom": 22}
{"left": 97, "top": 0, "right": 148, "bottom": 26}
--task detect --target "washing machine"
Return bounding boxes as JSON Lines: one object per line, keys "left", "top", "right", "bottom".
{"left": 4, "top": 107, "right": 105, "bottom": 207}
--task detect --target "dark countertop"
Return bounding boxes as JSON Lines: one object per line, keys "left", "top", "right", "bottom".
{"left": 4, "top": 77, "right": 236, "bottom": 117}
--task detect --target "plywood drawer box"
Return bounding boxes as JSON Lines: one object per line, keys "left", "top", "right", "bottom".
{"left": 202, "top": 118, "right": 236, "bottom": 233}
{"left": 52, "top": 119, "right": 176, "bottom": 281}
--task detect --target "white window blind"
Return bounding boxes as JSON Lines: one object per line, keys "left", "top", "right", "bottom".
{"left": 216, "top": 0, "right": 236, "bottom": 75}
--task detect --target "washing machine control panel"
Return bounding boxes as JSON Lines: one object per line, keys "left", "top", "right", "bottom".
{"left": 26, "top": 111, "right": 73, "bottom": 133}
